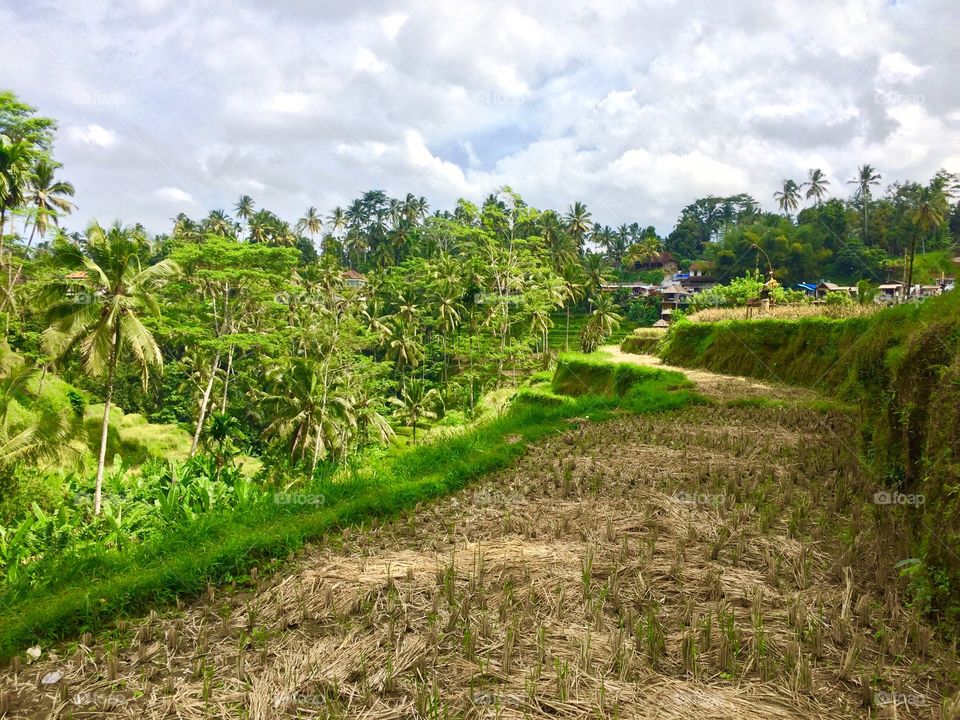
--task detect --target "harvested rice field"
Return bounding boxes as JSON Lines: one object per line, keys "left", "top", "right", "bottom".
{"left": 2, "top": 375, "right": 958, "bottom": 719}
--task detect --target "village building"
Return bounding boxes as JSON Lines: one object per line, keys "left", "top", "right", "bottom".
{"left": 632, "top": 251, "right": 678, "bottom": 275}
{"left": 342, "top": 269, "right": 367, "bottom": 288}
{"left": 660, "top": 284, "right": 692, "bottom": 310}
{"left": 814, "top": 281, "right": 857, "bottom": 300}
{"left": 685, "top": 260, "right": 716, "bottom": 291}
{"left": 877, "top": 282, "right": 904, "bottom": 301}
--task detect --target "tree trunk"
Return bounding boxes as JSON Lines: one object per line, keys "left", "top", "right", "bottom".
{"left": 220, "top": 345, "right": 234, "bottom": 414}
{"left": 905, "top": 232, "right": 918, "bottom": 300}
{"left": 565, "top": 305, "right": 570, "bottom": 351}
{"left": 94, "top": 328, "right": 121, "bottom": 515}
{"left": 190, "top": 353, "right": 220, "bottom": 456}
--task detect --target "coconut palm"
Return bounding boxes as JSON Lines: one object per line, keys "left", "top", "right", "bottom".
{"left": 262, "top": 356, "right": 356, "bottom": 471}
{"left": 434, "top": 284, "right": 462, "bottom": 385}
{"left": 328, "top": 206, "right": 347, "bottom": 238}
{"left": 389, "top": 378, "right": 441, "bottom": 444}
{"left": 297, "top": 206, "right": 323, "bottom": 239}
{"left": 773, "top": 179, "right": 802, "bottom": 218}
{"left": 563, "top": 201, "right": 592, "bottom": 251}
{"left": 203, "top": 209, "right": 237, "bottom": 238}
{"left": 233, "top": 195, "right": 255, "bottom": 224}
{"left": 906, "top": 186, "right": 947, "bottom": 295}
{"left": 40, "top": 222, "right": 180, "bottom": 514}
{"left": 803, "top": 168, "right": 830, "bottom": 206}
{"left": 625, "top": 236, "right": 663, "bottom": 267}
{"left": 0, "top": 136, "right": 32, "bottom": 239}
{"left": 541, "top": 212, "right": 578, "bottom": 274}
{"left": 582, "top": 252, "right": 611, "bottom": 297}
{"left": 384, "top": 322, "right": 424, "bottom": 376}
{"left": 848, "top": 165, "right": 882, "bottom": 244}
{"left": 580, "top": 292, "right": 622, "bottom": 353}
{"left": 25, "top": 158, "right": 74, "bottom": 239}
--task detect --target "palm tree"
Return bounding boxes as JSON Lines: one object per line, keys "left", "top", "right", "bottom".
{"left": 389, "top": 379, "right": 441, "bottom": 444}
{"left": 0, "top": 361, "right": 74, "bottom": 469}
{"left": 5, "top": 158, "right": 75, "bottom": 299}
{"left": 384, "top": 322, "right": 424, "bottom": 377}
{"left": 262, "top": 356, "right": 356, "bottom": 471}
{"left": 773, "top": 179, "right": 802, "bottom": 218}
{"left": 233, "top": 195, "right": 255, "bottom": 224}
{"left": 848, "top": 165, "right": 882, "bottom": 244}
{"left": 582, "top": 252, "right": 611, "bottom": 297}
{"left": 203, "top": 209, "right": 237, "bottom": 238}
{"left": 40, "top": 222, "right": 179, "bottom": 514}
{"left": 541, "top": 212, "right": 578, "bottom": 274}
{"left": 0, "top": 136, "right": 32, "bottom": 232}
{"left": 625, "top": 236, "right": 663, "bottom": 267}
{"left": 297, "top": 206, "right": 323, "bottom": 239}
{"left": 434, "top": 284, "right": 462, "bottom": 386}
{"left": 803, "top": 168, "right": 830, "bottom": 206}
{"left": 906, "top": 186, "right": 947, "bottom": 295}
{"left": 25, "top": 158, "right": 75, "bottom": 240}
{"left": 563, "top": 201, "right": 592, "bottom": 252}
{"left": 580, "top": 293, "right": 623, "bottom": 353}
{"left": 328, "top": 206, "right": 347, "bottom": 237}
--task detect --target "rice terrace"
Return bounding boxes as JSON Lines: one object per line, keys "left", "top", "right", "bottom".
{"left": 2, "top": 1, "right": 960, "bottom": 718}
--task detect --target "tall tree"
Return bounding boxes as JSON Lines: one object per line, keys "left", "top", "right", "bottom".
{"left": 848, "top": 165, "right": 882, "bottom": 245}
{"left": 773, "top": 179, "right": 802, "bottom": 218}
{"left": 906, "top": 185, "right": 947, "bottom": 294}
{"left": 40, "top": 223, "right": 179, "bottom": 514}
{"left": 563, "top": 201, "right": 592, "bottom": 252}
{"left": 297, "top": 206, "right": 323, "bottom": 239}
{"left": 803, "top": 168, "right": 830, "bottom": 206}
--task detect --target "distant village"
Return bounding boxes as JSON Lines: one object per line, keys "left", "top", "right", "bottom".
{"left": 601, "top": 252, "right": 958, "bottom": 326}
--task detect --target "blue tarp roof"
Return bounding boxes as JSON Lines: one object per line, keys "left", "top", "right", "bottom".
{"left": 795, "top": 283, "right": 817, "bottom": 293}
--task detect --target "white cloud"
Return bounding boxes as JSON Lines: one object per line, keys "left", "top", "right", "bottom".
{"left": 67, "top": 124, "right": 117, "bottom": 148}
{"left": 153, "top": 186, "right": 198, "bottom": 206}
{"left": 0, "top": 0, "right": 956, "bottom": 234}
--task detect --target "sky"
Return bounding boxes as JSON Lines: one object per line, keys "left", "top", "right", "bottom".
{"left": 1, "top": 0, "right": 958, "bottom": 235}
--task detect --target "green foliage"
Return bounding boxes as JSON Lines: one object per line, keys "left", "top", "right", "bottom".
{"left": 823, "top": 290, "right": 854, "bottom": 306}
{"left": 689, "top": 270, "right": 809, "bottom": 311}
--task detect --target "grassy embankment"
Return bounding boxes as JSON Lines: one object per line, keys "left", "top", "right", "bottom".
{"left": 657, "top": 291, "right": 960, "bottom": 625}
{"left": 0, "top": 354, "right": 699, "bottom": 658}
{"left": 547, "top": 312, "right": 638, "bottom": 351}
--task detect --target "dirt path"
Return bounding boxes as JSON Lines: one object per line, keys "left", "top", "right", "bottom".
{"left": 599, "top": 345, "right": 818, "bottom": 403}
{"left": 2, "top": 398, "right": 954, "bottom": 718}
